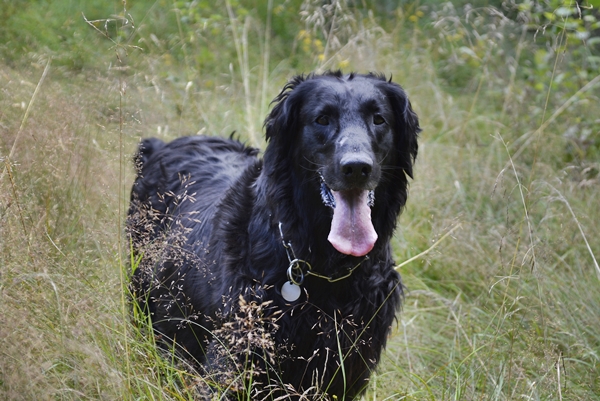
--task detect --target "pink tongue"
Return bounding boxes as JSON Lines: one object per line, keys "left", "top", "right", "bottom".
{"left": 328, "top": 190, "right": 378, "bottom": 256}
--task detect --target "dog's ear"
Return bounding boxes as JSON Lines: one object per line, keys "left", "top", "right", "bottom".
{"left": 379, "top": 80, "right": 420, "bottom": 179}
{"left": 264, "top": 75, "right": 308, "bottom": 144}
{"left": 262, "top": 75, "right": 312, "bottom": 176}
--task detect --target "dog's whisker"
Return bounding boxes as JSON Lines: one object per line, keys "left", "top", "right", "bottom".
{"left": 302, "top": 155, "right": 326, "bottom": 169}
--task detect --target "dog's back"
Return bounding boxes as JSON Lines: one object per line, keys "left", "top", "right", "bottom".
{"left": 129, "top": 135, "right": 258, "bottom": 240}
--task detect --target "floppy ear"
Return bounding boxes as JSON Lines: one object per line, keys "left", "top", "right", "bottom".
{"left": 264, "top": 75, "right": 307, "bottom": 145}
{"left": 380, "top": 81, "right": 420, "bottom": 179}
{"left": 262, "top": 75, "right": 311, "bottom": 175}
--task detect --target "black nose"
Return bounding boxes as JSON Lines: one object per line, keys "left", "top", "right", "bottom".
{"left": 341, "top": 156, "right": 373, "bottom": 185}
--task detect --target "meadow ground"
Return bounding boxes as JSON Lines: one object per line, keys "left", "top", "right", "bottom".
{"left": 1, "top": 1, "right": 599, "bottom": 399}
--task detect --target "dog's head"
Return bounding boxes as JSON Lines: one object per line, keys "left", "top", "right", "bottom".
{"left": 264, "top": 71, "right": 420, "bottom": 257}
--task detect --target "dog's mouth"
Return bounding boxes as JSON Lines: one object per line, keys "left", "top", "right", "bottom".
{"left": 320, "top": 180, "right": 377, "bottom": 257}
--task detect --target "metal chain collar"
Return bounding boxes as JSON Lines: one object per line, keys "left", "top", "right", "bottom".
{"left": 278, "top": 222, "right": 368, "bottom": 286}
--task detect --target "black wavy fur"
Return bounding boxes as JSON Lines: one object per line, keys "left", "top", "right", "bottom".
{"left": 127, "top": 71, "right": 420, "bottom": 400}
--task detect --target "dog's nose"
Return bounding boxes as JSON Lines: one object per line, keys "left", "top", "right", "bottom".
{"left": 341, "top": 156, "right": 373, "bottom": 185}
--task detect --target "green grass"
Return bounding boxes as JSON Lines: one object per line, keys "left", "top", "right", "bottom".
{"left": 1, "top": 0, "right": 599, "bottom": 399}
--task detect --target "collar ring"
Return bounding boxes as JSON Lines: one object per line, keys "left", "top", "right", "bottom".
{"left": 287, "top": 259, "right": 310, "bottom": 286}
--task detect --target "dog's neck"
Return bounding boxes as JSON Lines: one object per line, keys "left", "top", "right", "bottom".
{"left": 253, "top": 165, "right": 380, "bottom": 275}
{"left": 279, "top": 220, "right": 370, "bottom": 279}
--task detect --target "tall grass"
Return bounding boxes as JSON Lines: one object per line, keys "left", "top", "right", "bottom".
{"left": 1, "top": 1, "right": 599, "bottom": 399}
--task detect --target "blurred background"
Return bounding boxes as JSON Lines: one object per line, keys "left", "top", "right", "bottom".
{"left": 1, "top": 0, "right": 599, "bottom": 399}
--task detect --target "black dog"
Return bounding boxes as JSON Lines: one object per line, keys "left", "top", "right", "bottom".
{"left": 128, "top": 71, "right": 420, "bottom": 400}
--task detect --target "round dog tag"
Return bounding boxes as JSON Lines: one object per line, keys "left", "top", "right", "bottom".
{"left": 281, "top": 281, "right": 301, "bottom": 302}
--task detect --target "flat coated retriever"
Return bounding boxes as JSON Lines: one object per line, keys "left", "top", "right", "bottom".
{"left": 127, "top": 71, "right": 420, "bottom": 400}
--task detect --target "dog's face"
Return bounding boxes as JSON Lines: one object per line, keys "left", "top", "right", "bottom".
{"left": 299, "top": 76, "right": 392, "bottom": 192}
{"left": 265, "top": 72, "right": 420, "bottom": 257}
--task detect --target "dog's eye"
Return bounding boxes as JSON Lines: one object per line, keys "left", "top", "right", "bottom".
{"left": 316, "top": 116, "right": 329, "bottom": 126}
{"left": 373, "top": 115, "right": 386, "bottom": 125}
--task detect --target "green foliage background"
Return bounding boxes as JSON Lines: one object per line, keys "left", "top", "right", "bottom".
{"left": 1, "top": 0, "right": 599, "bottom": 399}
